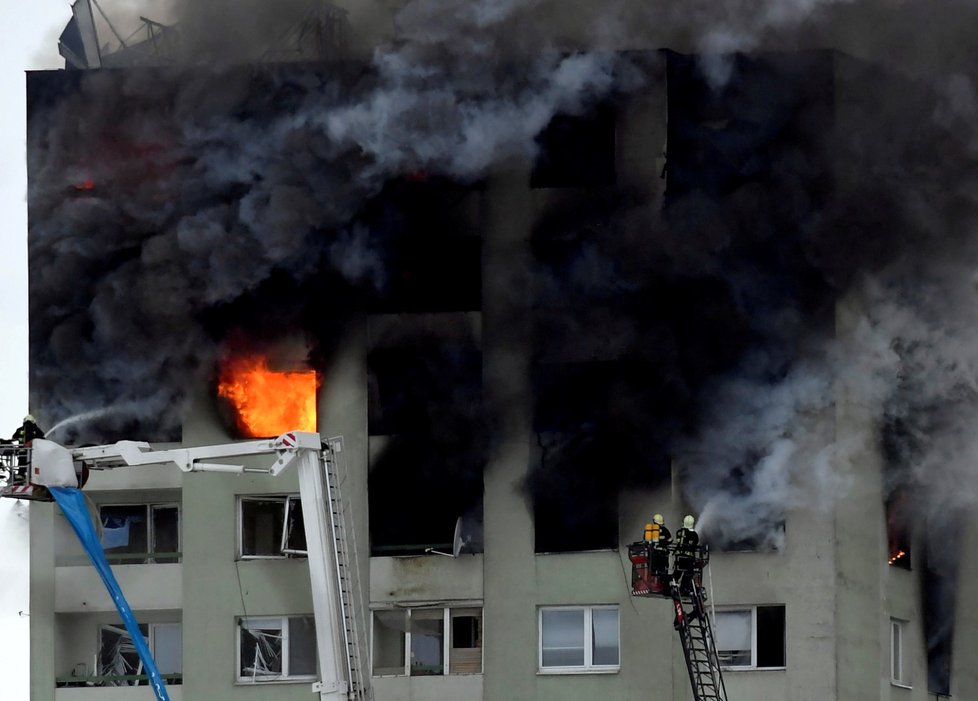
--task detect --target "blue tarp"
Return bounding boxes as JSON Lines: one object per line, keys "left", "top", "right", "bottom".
{"left": 50, "top": 487, "right": 170, "bottom": 701}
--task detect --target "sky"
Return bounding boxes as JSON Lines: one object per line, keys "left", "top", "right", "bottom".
{"left": 1, "top": 2, "right": 70, "bottom": 697}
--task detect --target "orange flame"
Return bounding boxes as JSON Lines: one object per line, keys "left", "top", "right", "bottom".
{"left": 217, "top": 354, "right": 317, "bottom": 437}
{"left": 889, "top": 550, "right": 907, "bottom": 565}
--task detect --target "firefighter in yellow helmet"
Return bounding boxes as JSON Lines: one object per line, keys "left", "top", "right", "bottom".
{"left": 649, "top": 513, "right": 672, "bottom": 578}
{"left": 672, "top": 514, "right": 699, "bottom": 593}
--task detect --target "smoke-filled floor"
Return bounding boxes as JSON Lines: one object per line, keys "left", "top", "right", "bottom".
{"left": 25, "top": 0, "right": 978, "bottom": 694}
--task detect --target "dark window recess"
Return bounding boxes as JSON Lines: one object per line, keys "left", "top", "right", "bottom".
{"left": 531, "top": 431, "right": 618, "bottom": 554}
{"left": 664, "top": 50, "right": 833, "bottom": 206}
{"left": 452, "top": 616, "right": 480, "bottom": 649}
{"left": 240, "top": 497, "right": 305, "bottom": 558}
{"left": 531, "top": 105, "right": 616, "bottom": 189}
{"left": 756, "top": 605, "right": 786, "bottom": 668}
{"left": 369, "top": 435, "right": 484, "bottom": 556}
{"left": 885, "top": 487, "right": 912, "bottom": 569}
{"left": 357, "top": 178, "right": 482, "bottom": 314}
{"left": 368, "top": 346, "right": 483, "bottom": 436}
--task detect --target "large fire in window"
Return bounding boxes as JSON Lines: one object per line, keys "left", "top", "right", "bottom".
{"left": 217, "top": 354, "right": 318, "bottom": 438}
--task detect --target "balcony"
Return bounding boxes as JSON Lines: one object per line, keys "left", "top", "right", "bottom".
{"left": 55, "top": 557, "right": 181, "bottom": 613}
{"left": 56, "top": 678, "right": 183, "bottom": 700}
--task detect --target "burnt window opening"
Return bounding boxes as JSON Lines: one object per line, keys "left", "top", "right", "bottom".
{"left": 531, "top": 105, "right": 616, "bottom": 189}
{"left": 367, "top": 341, "right": 485, "bottom": 556}
{"left": 710, "top": 464, "right": 785, "bottom": 553}
{"left": 239, "top": 496, "right": 306, "bottom": 558}
{"left": 369, "top": 435, "right": 484, "bottom": 557}
{"left": 885, "top": 487, "right": 912, "bottom": 569}
{"left": 358, "top": 178, "right": 482, "bottom": 313}
{"left": 99, "top": 503, "right": 179, "bottom": 564}
{"left": 531, "top": 431, "right": 619, "bottom": 554}
{"left": 664, "top": 50, "right": 833, "bottom": 206}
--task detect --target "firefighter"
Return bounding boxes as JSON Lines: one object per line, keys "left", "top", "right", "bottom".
{"left": 672, "top": 514, "right": 700, "bottom": 593}
{"left": 649, "top": 513, "right": 672, "bottom": 578}
{"left": 12, "top": 414, "right": 45, "bottom": 445}
{"left": 10, "top": 415, "right": 44, "bottom": 484}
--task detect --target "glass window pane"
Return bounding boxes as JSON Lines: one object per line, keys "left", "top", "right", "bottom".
{"left": 410, "top": 609, "right": 444, "bottom": 676}
{"left": 450, "top": 609, "right": 482, "bottom": 674}
{"left": 100, "top": 505, "right": 149, "bottom": 563}
{"left": 151, "top": 623, "right": 182, "bottom": 675}
{"left": 239, "top": 618, "right": 283, "bottom": 678}
{"left": 282, "top": 497, "right": 307, "bottom": 554}
{"left": 373, "top": 610, "right": 407, "bottom": 675}
{"left": 241, "top": 499, "right": 286, "bottom": 556}
{"left": 592, "top": 608, "right": 619, "bottom": 666}
{"left": 541, "top": 609, "right": 585, "bottom": 667}
{"left": 715, "top": 610, "right": 752, "bottom": 666}
{"left": 289, "top": 616, "right": 317, "bottom": 677}
{"left": 151, "top": 506, "right": 179, "bottom": 563}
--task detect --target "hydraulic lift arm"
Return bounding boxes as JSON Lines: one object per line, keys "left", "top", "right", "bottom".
{"left": 2, "top": 431, "right": 364, "bottom": 701}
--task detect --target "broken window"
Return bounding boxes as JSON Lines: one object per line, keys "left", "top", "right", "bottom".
{"left": 531, "top": 105, "right": 617, "bottom": 189}
{"left": 99, "top": 503, "right": 180, "bottom": 564}
{"left": 371, "top": 607, "right": 483, "bottom": 676}
{"left": 410, "top": 609, "right": 444, "bottom": 676}
{"left": 98, "top": 622, "right": 182, "bottom": 686}
{"left": 239, "top": 496, "right": 306, "bottom": 558}
{"left": 237, "top": 615, "right": 316, "bottom": 682}
{"left": 886, "top": 487, "right": 912, "bottom": 569}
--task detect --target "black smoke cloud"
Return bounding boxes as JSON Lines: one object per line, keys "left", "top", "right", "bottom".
{"left": 26, "top": 2, "right": 978, "bottom": 564}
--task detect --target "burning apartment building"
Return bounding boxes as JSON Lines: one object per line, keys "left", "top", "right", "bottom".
{"left": 21, "top": 0, "right": 978, "bottom": 699}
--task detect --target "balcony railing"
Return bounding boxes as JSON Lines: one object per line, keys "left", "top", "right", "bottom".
{"left": 56, "top": 673, "right": 183, "bottom": 687}
{"left": 56, "top": 552, "right": 182, "bottom": 567}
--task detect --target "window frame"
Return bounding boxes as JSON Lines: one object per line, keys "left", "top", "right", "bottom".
{"left": 370, "top": 606, "right": 484, "bottom": 677}
{"left": 537, "top": 605, "right": 620, "bottom": 674}
{"left": 891, "top": 618, "right": 911, "bottom": 688}
{"left": 235, "top": 615, "right": 317, "bottom": 684}
{"left": 97, "top": 621, "right": 182, "bottom": 682}
{"left": 713, "top": 605, "right": 786, "bottom": 671}
{"left": 237, "top": 495, "right": 306, "bottom": 560}
{"left": 98, "top": 502, "right": 181, "bottom": 564}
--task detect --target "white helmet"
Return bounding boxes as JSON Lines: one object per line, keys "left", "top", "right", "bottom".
{"left": 652, "top": 513, "right": 664, "bottom": 526}
{"left": 23, "top": 415, "right": 35, "bottom": 424}
{"left": 683, "top": 515, "right": 695, "bottom": 529}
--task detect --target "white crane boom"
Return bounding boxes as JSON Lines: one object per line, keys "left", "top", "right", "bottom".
{"left": 1, "top": 430, "right": 361, "bottom": 701}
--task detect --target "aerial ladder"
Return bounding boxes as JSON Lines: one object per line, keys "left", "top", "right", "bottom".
{"left": 0, "top": 431, "right": 370, "bottom": 701}
{"left": 628, "top": 532, "right": 729, "bottom": 701}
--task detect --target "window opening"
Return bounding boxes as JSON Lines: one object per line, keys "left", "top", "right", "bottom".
{"left": 98, "top": 622, "right": 182, "bottom": 686}
{"left": 237, "top": 615, "right": 316, "bottom": 682}
{"left": 410, "top": 609, "right": 445, "bottom": 676}
{"left": 714, "top": 605, "right": 785, "bottom": 669}
{"left": 99, "top": 503, "right": 179, "bottom": 564}
{"left": 239, "top": 496, "right": 306, "bottom": 559}
{"left": 372, "top": 607, "right": 483, "bottom": 676}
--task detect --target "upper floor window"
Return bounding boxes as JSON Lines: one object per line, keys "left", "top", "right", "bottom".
{"left": 238, "top": 495, "right": 306, "bottom": 559}
{"left": 531, "top": 106, "right": 617, "bottom": 189}
{"left": 714, "top": 605, "right": 785, "bottom": 670}
{"left": 891, "top": 618, "right": 911, "bottom": 687}
{"left": 372, "top": 607, "right": 483, "bottom": 676}
{"left": 99, "top": 503, "right": 179, "bottom": 564}
{"left": 237, "top": 615, "right": 316, "bottom": 683}
{"left": 538, "top": 605, "right": 619, "bottom": 673}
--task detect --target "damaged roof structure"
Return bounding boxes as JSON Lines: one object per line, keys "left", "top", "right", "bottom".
{"left": 23, "top": 0, "right": 978, "bottom": 699}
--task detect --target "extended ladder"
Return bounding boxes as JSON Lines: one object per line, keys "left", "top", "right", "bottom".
{"left": 671, "top": 583, "right": 728, "bottom": 701}
{"left": 322, "top": 438, "right": 371, "bottom": 700}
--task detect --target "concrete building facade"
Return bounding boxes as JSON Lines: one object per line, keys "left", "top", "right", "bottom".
{"left": 24, "top": 3, "right": 978, "bottom": 701}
